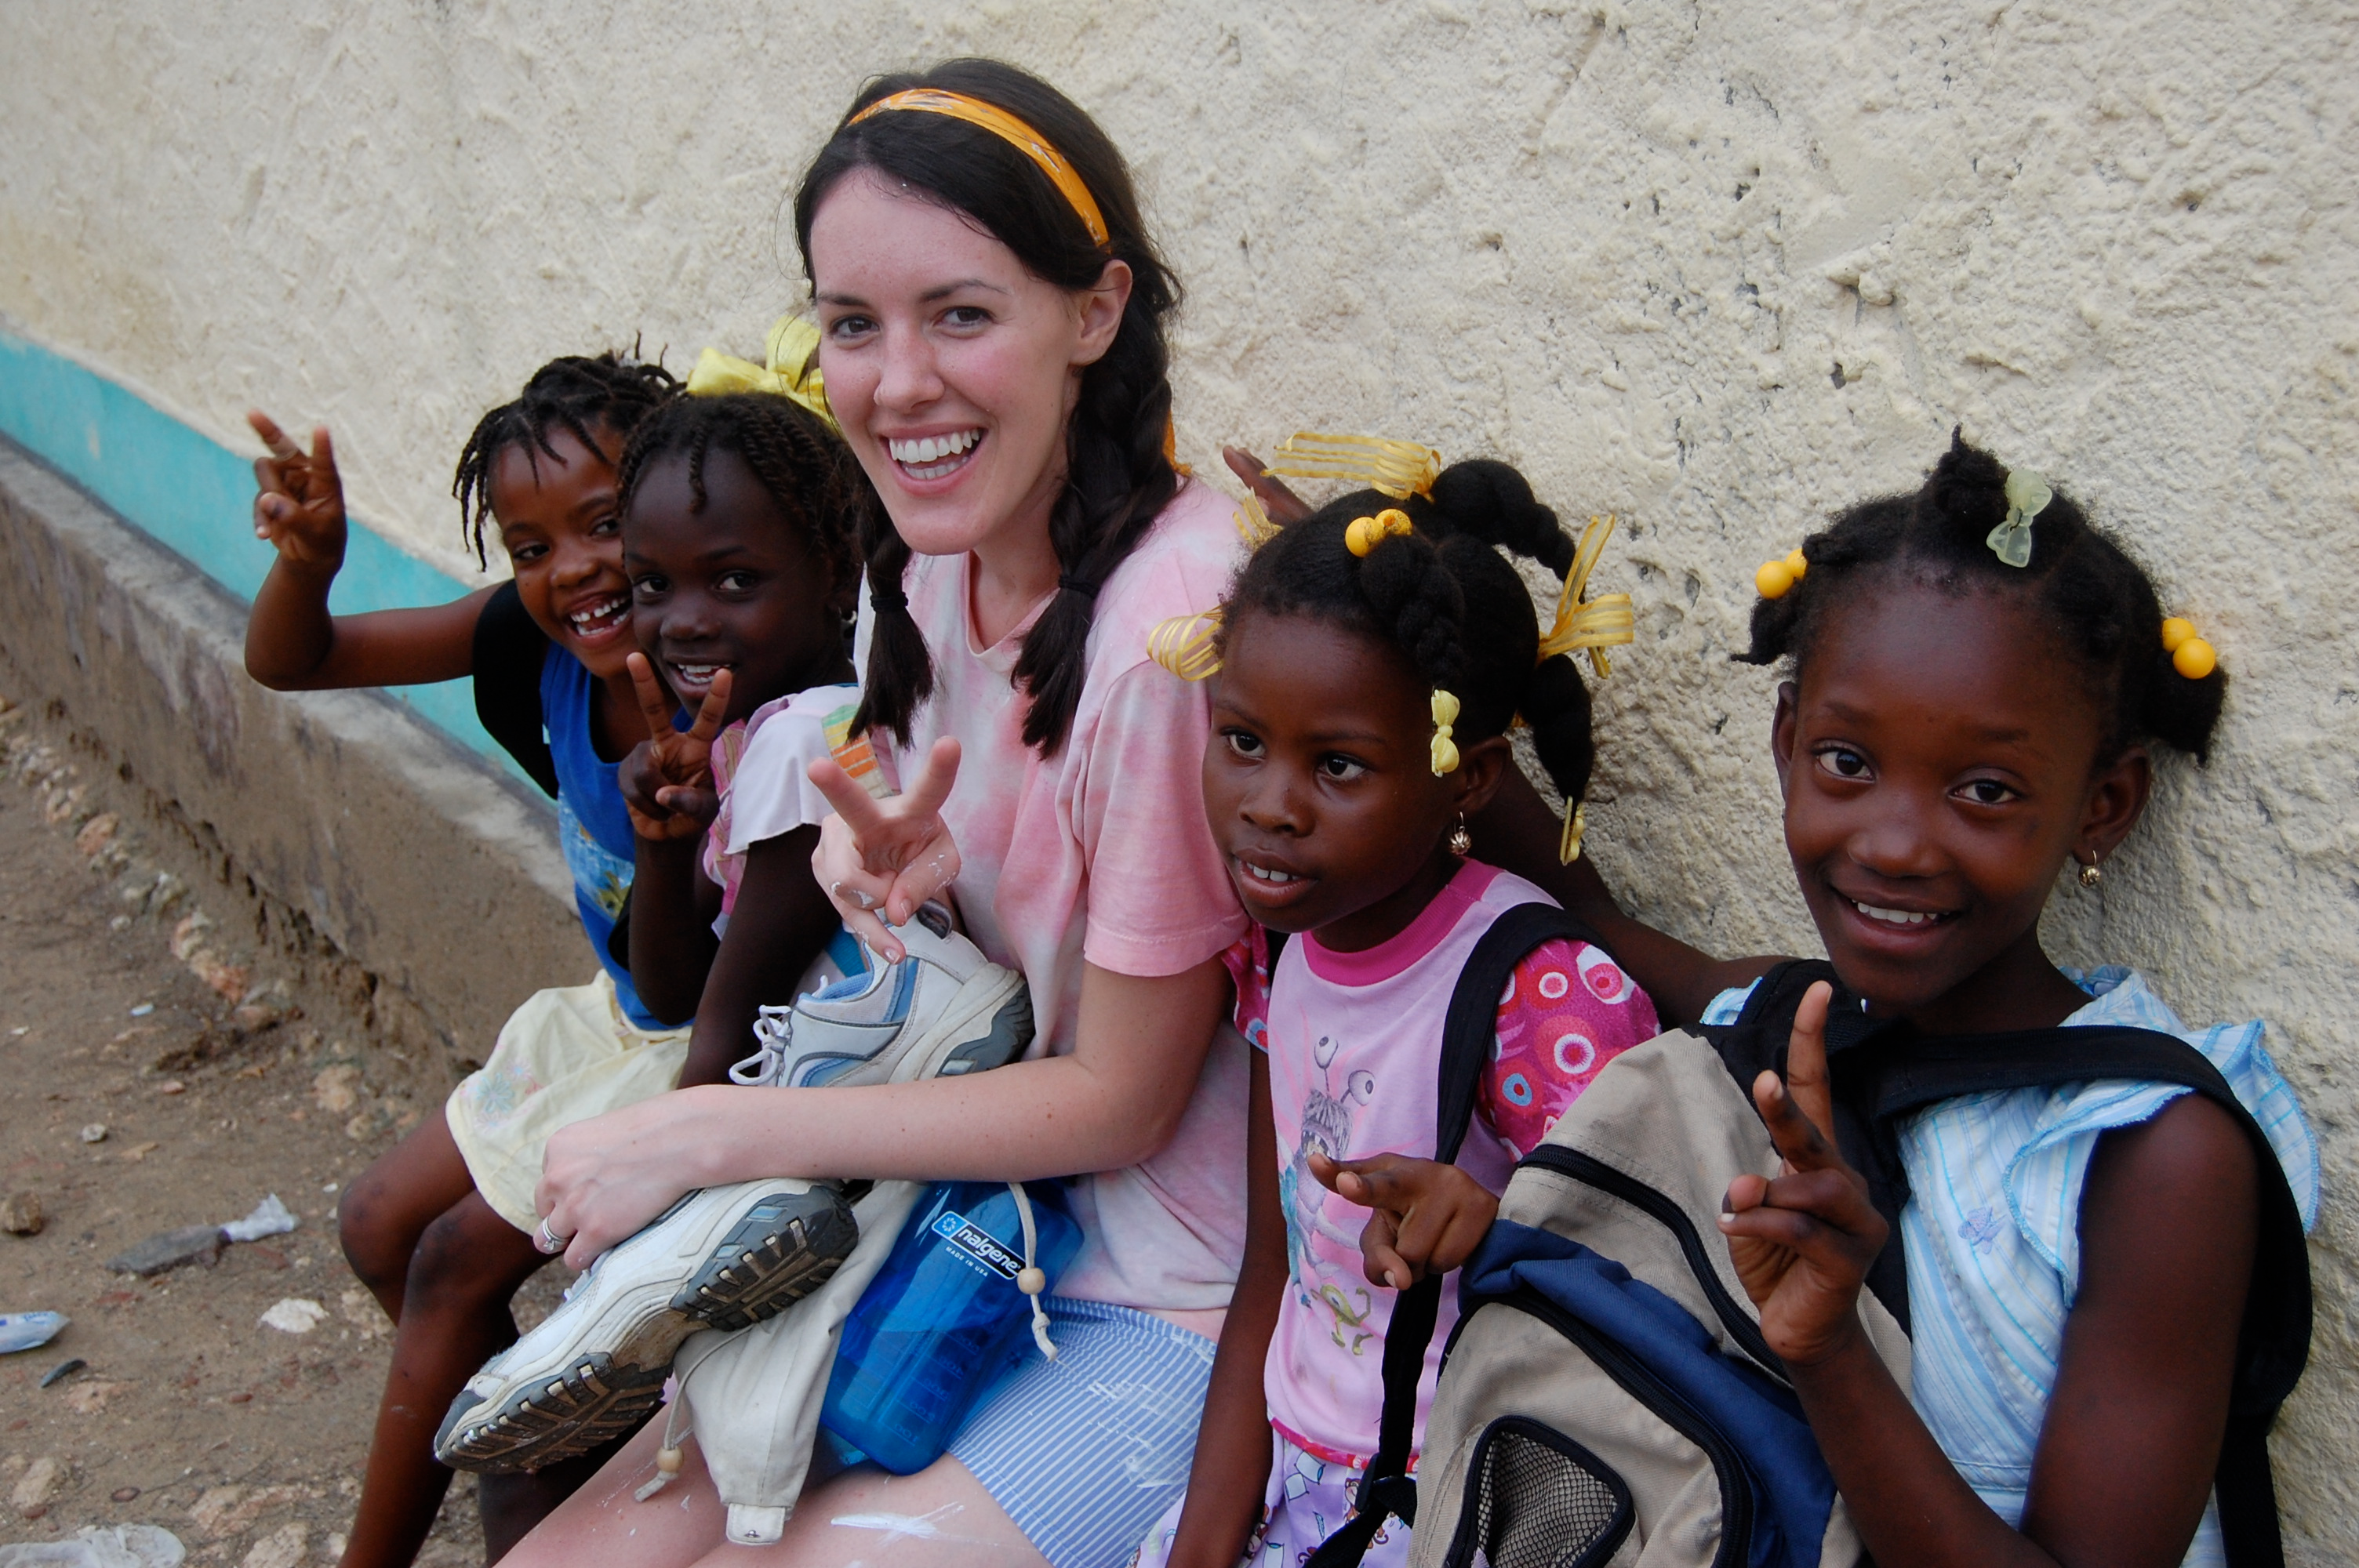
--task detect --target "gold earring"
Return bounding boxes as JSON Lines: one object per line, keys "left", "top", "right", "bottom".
{"left": 1448, "top": 815, "right": 1472, "bottom": 858}
{"left": 2078, "top": 859, "right": 2102, "bottom": 888}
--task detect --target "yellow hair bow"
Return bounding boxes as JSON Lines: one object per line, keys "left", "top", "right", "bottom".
{"left": 1234, "top": 492, "right": 1281, "bottom": 550}
{"left": 1345, "top": 508, "right": 1415, "bottom": 557}
{"left": 1147, "top": 609, "right": 1224, "bottom": 683}
{"left": 1430, "top": 689, "right": 1461, "bottom": 776}
{"left": 685, "top": 315, "right": 838, "bottom": 434}
{"left": 1267, "top": 433, "right": 1441, "bottom": 503}
{"left": 1538, "top": 514, "right": 1635, "bottom": 677}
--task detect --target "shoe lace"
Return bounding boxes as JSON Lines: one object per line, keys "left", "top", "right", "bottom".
{"left": 728, "top": 1004, "right": 796, "bottom": 1087}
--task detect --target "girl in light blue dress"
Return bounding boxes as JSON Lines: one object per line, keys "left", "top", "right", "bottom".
{"left": 1568, "top": 434, "right": 2317, "bottom": 1568}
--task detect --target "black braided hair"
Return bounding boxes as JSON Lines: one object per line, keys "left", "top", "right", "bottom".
{"left": 1223, "top": 459, "right": 1598, "bottom": 809}
{"left": 452, "top": 350, "right": 681, "bottom": 568}
{"left": 612, "top": 393, "right": 867, "bottom": 604}
{"left": 794, "top": 58, "right": 1182, "bottom": 755}
{"left": 1738, "top": 430, "right": 2224, "bottom": 763}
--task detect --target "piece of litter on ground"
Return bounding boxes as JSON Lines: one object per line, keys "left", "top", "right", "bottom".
{"left": 0, "top": 1522, "right": 187, "bottom": 1567}
{"left": 9, "top": 1026, "right": 26, "bottom": 1036}
{"left": 157, "top": 1080, "right": 184, "bottom": 1096}
{"left": 39, "top": 1356, "right": 86, "bottom": 1387}
{"left": 221, "top": 1194, "right": 298, "bottom": 1243}
{"left": 106, "top": 1224, "right": 225, "bottom": 1277}
{"left": 79, "top": 1123, "right": 109, "bottom": 1145}
{"left": 321, "top": 1182, "right": 338, "bottom": 1194}
{"left": 128, "top": 1004, "right": 154, "bottom": 1018}
{"left": 0, "top": 1311, "right": 69, "bottom": 1354}
{"left": 2, "top": 1191, "right": 42, "bottom": 1235}
{"left": 257, "top": 1298, "right": 327, "bottom": 1334}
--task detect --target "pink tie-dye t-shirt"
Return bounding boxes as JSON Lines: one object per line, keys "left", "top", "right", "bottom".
{"left": 1229, "top": 860, "right": 1659, "bottom": 1467}
{"left": 853, "top": 478, "right": 1253, "bottom": 1313}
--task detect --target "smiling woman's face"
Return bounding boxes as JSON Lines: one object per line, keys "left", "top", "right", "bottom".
{"left": 1773, "top": 576, "right": 2146, "bottom": 1021}
{"left": 808, "top": 168, "right": 1121, "bottom": 567}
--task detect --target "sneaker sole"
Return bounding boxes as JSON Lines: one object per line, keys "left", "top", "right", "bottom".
{"left": 434, "top": 1186, "right": 857, "bottom": 1473}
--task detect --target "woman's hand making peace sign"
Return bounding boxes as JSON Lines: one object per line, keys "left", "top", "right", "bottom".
{"left": 807, "top": 737, "right": 964, "bottom": 963}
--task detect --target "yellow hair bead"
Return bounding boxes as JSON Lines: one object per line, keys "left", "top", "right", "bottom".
{"left": 2161, "top": 616, "right": 2196, "bottom": 652}
{"left": 1755, "top": 559, "right": 1795, "bottom": 599}
{"left": 2173, "top": 636, "right": 2217, "bottom": 680}
{"left": 1430, "top": 689, "right": 1461, "bottom": 776}
{"left": 1346, "top": 508, "right": 1414, "bottom": 557}
{"left": 1784, "top": 548, "right": 1808, "bottom": 579}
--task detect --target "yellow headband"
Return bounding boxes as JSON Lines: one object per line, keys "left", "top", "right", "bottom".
{"left": 1538, "top": 514, "right": 1635, "bottom": 678}
{"left": 851, "top": 89, "right": 1110, "bottom": 248}
{"left": 685, "top": 315, "right": 838, "bottom": 434}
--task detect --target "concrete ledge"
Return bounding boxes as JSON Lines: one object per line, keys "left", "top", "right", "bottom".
{"left": 0, "top": 435, "right": 580, "bottom": 1065}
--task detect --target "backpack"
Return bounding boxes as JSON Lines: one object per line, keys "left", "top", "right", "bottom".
{"left": 1318, "top": 930, "right": 2310, "bottom": 1568}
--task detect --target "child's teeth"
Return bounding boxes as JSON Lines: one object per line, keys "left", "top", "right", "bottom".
{"left": 1857, "top": 901, "right": 1935, "bottom": 926}
{"left": 1246, "top": 863, "right": 1297, "bottom": 884}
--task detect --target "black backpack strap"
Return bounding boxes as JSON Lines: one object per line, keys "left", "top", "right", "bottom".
{"left": 471, "top": 580, "right": 560, "bottom": 799}
{"left": 1871, "top": 1024, "right": 2310, "bottom": 1568}
{"left": 1305, "top": 903, "right": 1608, "bottom": 1568}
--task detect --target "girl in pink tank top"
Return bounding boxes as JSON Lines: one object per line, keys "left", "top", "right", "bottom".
{"left": 1141, "top": 455, "right": 1659, "bottom": 1568}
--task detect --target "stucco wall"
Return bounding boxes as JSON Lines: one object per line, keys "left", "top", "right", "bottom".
{"left": 2, "top": 1, "right": 2353, "bottom": 1552}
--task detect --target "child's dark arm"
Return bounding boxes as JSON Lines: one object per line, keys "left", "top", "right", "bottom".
{"left": 674, "top": 827, "right": 834, "bottom": 1087}
{"left": 1468, "top": 768, "right": 1777, "bottom": 1026}
{"left": 1165, "top": 1047, "right": 1285, "bottom": 1568}
{"left": 243, "top": 412, "right": 494, "bottom": 690}
{"left": 1722, "top": 985, "right": 2258, "bottom": 1568}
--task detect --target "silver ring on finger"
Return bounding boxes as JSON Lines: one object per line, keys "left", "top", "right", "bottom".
{"left": 535, "top": 1218, "right": 569, "bottom": 1256}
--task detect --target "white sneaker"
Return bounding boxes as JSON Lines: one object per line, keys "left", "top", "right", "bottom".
{"left": 434, "top": 1178, "right": 857, "bottom": 1474}
{"left": 436, "top": 908, "right": 1032, "bottom": 1475}
{"left": 729, "top": 903, "right": 1032, "bottom": 1090}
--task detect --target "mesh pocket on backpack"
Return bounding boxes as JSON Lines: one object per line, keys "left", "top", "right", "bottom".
{"left": 1441, "top": 1416, "right": 1634, "bottom": 1568}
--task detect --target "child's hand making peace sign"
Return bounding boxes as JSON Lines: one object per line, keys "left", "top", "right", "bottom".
{"left": 1717, "top": 982, "right": 1891, "bottom": 1367}
{"left": 247, "top": 410, "right": 349, "bottom": 574}
{"left": 616, "top": 651, "right": 729, "bottom": 842}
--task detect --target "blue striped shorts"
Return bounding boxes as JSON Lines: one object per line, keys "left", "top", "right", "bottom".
{"left": 948, "top": 1297, "right": 1219, "bottom": 1568}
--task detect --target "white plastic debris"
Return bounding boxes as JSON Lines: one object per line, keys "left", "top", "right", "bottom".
{"left": 257, "top": 1298, "right": 327, "bottom": 1334}
{"left": 0, "top": 1311, "right": 68, "bottom": 1354}
{"left": 221, "top": 1194, "right": 299, "bottom": 1243}
{"left": 0, "top": 1523, "right": 185, "bottom": 1567}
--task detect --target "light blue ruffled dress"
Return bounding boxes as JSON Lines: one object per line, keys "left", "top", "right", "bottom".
{"left": 1703, "top": 967, "right": 2319, "bottom": 1566}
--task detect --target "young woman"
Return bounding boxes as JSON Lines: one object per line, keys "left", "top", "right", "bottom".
{"left": 511, "top": 60, "right": 1254, "bottom": 1568}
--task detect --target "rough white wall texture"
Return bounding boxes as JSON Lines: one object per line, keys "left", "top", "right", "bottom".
{"left": 2, "top": 1, "right": 2353, "bottom": 1550}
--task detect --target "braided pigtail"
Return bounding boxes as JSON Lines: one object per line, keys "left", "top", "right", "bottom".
{"left": 854, "top": 524, "right": 932, "bottom": 747}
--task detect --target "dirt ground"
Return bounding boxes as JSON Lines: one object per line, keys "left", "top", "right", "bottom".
{"left": 0, "top": 694, "right": 570, "bottom": 1566}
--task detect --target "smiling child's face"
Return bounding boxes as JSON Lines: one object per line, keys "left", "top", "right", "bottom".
{"left": 1204, "top": 609, "right": 1499, "bottom": 953}
{"left": 622, "top": 447, "right": 852, "bottom": 724}
{"left": 1774, "top": 576, "right": 2150, "bottom": 1024}
{"left": 490, "top": 426, "right": 638, "bottom": 681}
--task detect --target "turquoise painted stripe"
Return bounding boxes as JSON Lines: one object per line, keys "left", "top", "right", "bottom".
{"left": 0, "top": 328, "right": 515, "bottom": 775}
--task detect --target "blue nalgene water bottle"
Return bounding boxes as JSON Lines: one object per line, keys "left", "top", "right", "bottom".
{"left": 820, "top": 1181, "right": 1080, "bottom": 1475}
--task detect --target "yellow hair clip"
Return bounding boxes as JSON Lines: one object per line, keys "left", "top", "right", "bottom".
{"left": 1148, "top": 609, "right": 1224, "bottom": 682}
{"left": 1559, "top": 800, "right": 1588, "bottom": 865}
{"left": 2161, "top": 615, "right": 2217, "bottom": 680}
{"left": 1754, "top": 547, "right": 1808, "bottom": 600}
{"left": 1430, "top": 689, "right": 1461, "bottom": 776}
{"left": 1267, "top": 432, "right": 1441, "bottom": 502}
{"left": 1234, "top": 492, "right": 1281, "bottom": 550}
{"left": 1538, "top": 514, "right": 1636, "bottom": 677}
{"left": 685, "top": 315, "right": 838, "bottom": 434}
{"left": 1345, "top": 509, "right": 1414, "bottom": 557}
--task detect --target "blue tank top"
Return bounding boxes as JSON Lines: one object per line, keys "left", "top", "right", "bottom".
{"left": 539, "top": 646, "right": 667, "bottom": 1030}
